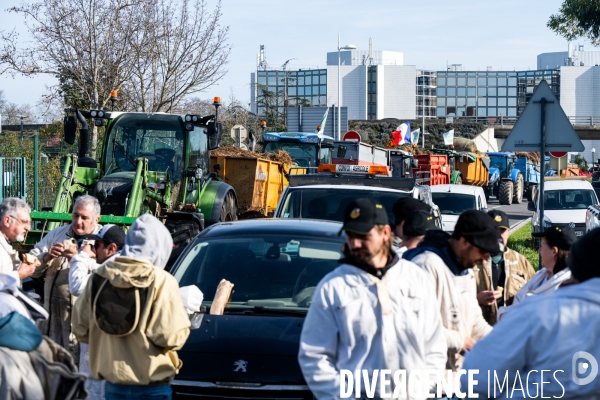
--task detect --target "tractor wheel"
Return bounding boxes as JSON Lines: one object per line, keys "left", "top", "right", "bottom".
{"left": 455, "top": 174, "right": 463, "bottom": 185}
{"left": 498, "top": 180, "right": 514, "bottom": 205}
{"left": 513, "top": 175, "right": 524, "bottom": 204}
{"left": 526, "top": 185, "right": 536, "bottom": 202}
{"left": 218, "top": 191, "right": 238, "bottom": 222}
{"left": 165, "top": 219, "right": 201, "bottom": 271}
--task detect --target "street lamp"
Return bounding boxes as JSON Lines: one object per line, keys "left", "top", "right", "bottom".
{"left": 337, "top": 34, "right": 356, "bottom": 140}
{"left": 592, "top": 148, "right": 596, "bottom": 169}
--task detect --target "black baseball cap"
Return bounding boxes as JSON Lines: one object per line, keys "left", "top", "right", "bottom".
{"left": 532, "top": 226, "right": 576, "bottom": 251}
{"left": 452, "top": 209, "right": 502, "bottom": 254}
{"left": 568, "top": 227, "right": 600, "bottom": 282}
{"left": 392, "top": 197, "right": 432, "bottom": 224}
{"left": 339, "top": 198, "right": 389, "bottom": 235}
{"left": 403, "top": 210, "right": 437, "bottom": 238}
{"left": 487, "top": 210, "right": 510, "bottom": 230}
{"left": 83, "top": 224, "right": 126, "bottom": 249}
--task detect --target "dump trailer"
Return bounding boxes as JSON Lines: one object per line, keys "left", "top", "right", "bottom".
{"left": 261, "top": 132, "right": 334, "bottom": 173}
{"left": 28, "top": 97, "right": 237, "bottom": 266}
{"left": 209, "top": 155, "right": 288, "bottom": 217}
{"left": 412, "top": 154, "right": 451, "bottom": 186}
{"left": 433, "top": 149, "right": 490, "bottom": 186}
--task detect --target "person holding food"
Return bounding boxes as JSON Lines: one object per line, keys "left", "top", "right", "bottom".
{"left": 29, "top": 194, "right": 102, "bottom": 362}
{"left": 0, "top": 198, "right": 39, "bottom": 285}
{"left": 474, "top": 210, "right": 535, "bottom": 325}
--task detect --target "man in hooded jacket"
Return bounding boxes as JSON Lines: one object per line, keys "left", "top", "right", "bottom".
{"left": 403, "top": 209, "right": 500, "bottom": 398}
{"left": 461, "top": 227, "right": 600, "bottom": 399}
{"left": 299, "top": 198, "right": 447, "bottom": 400}
{"left": 72, "top": 214, "right": 191, "bottom": 400}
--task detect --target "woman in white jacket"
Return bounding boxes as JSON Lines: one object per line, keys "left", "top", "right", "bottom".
{"left": 497, "top": 225, "right": 576, "bottom": 320}
{"left": 299, "top": 198, "right": 447, "bottom": 400}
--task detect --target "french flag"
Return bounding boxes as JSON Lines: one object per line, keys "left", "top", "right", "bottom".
{"left": 392, "top": 122, "right": 410, "bottom": 147}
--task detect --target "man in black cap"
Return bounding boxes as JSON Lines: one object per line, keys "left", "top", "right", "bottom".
{"left": 69, "top": 224, "right": 126, "bottom": 400}
{"left": 474, "top": 210, "right": 535, "bottom": 325}
{"left": 299, "top": 198, "right": 447, "bottom": 399}
{"left": 461, "top": 227, "right": 600, "bottom": 398}
{"left": 403, "top": 209, "right": 501, "bottom": 397}
{"left": 391, "top": 197, "right": 432, "bottom": 252}
{"left": 396, "top": 210, "right": 438, "bottom": 256}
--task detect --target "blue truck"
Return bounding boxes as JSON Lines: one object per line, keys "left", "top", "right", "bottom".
{"left": 486, "top": 152, "right": 541, "bottom": 205}
{"left": 261, "top": 132, "right": 335, "bottom": 171}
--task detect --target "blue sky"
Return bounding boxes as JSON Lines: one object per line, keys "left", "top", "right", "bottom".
{"left": 0, "top": 0, "right": 594, "bottom": 110}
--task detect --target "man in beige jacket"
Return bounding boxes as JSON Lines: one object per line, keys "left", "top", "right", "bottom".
{"left": 29, "top": 194, "right": 101, "bottom": 362}
{"left": 72, "top": 214, "right": 190, "bottom": 400}
{"left": 474, "top": 210, "right": 535, "bottom": 325}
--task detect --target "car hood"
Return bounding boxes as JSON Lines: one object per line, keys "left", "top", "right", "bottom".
{"left": 441, "top": 214, "right": 459, "bottom": 233}
{"left": 176, "top": 313, "right": 306, "bottom": 385}
{"left": 545, "top": 209, "right": 587, "bottom": 224}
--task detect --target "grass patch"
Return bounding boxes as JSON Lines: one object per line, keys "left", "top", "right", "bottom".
{"left": 507, "top": 221, "right": 539, "bottom": 270}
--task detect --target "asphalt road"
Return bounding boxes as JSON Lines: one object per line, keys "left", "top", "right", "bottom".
{"left": 486, "top": 195, "right": 532, "bottom": 230}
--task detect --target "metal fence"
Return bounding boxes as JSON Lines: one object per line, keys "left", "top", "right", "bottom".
{"left": 0, "top": 157, "right": 26, "bottom": 202}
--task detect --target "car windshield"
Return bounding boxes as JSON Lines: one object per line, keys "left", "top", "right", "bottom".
{"left": 279, "top": 188, "right": 411, "bottom": 225}
{"left": 543, "top": 189, "right": 597, "bottom": 210}
{"left": 172, "top": 235, "right": 344, "bottom": 313}
{"left": 432, "top": 192, "right": 476, "bottom": 215}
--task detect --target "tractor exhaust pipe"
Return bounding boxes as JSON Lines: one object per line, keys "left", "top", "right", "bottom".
{"left": 75, "top": 109, "right": 97, "bottom": 168}
{"left": 75, "top": 109, "right": 89, "bottom": 159}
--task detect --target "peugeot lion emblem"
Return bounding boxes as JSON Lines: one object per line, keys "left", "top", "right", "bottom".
{"left": 569, "top": 222, "right": 575, "bottom": 228}
{"left": 233, "top": 360, "right": 248, "bottom": 372}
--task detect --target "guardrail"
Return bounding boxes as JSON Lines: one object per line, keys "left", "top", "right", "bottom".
{"left": 568, "top": 116, "right": 600, "bottom": 126}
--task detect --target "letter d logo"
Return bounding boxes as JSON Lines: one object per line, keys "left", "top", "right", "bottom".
{"left": 572, "top": 351, "right": 598, "bottom": 385}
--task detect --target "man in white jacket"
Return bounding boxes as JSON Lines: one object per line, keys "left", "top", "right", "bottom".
{"left": 461, "top": 227, "right": 600, "bottom": 399}
{"left": 0, "top": 198, "right": 38, "bottom": 284}
{"left": 299, "top": 198, "right": 447, "bottom": 400}
{"left": 403, "top": 210, "right": 500, "bottom": 397}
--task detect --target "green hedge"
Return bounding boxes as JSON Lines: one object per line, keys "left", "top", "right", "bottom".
{"left": 507, "top": 221, "right": 539, "bottom": 270}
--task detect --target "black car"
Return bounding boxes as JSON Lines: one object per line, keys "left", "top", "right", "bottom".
{"left": 170, "top": 219, "right": 345, "bottom": 399}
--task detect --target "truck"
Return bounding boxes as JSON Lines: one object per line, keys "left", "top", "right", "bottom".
{"left": 28, "top": 97, "right": 237, "bottom": 266}
{"left": 485, "top": 152, "right": 540, "bottom": 205}
{"left": 261, "top": 131, "right": 334, "bottom": 172}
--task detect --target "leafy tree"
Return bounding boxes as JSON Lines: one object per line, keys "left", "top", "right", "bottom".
{"left": 548, "top": 0, "right": 600, "bottom": 45}
{"left": 573, "top": 154, "right": 589, "bottom": 171}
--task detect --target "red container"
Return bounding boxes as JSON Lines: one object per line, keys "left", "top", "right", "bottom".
{"left": 412, "top": 154, "right": 450, "bottom": 185}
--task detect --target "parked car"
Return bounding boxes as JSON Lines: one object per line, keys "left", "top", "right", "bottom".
{"left": 274, "top": 175, "right": 442, "bottom": 228}
{"left": 170, "top": 219, "right": 345, "bottom": 399}
{"left": 529, "top": 177, "right": 599, "bottom": 238}
{"left": 431, "top": 184, "right": 488, "bottom": 233}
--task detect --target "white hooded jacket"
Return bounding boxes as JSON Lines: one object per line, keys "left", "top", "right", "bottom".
{"left": 298, "top": 258, "right": 447, "bottom": 400}
{"left": 461, "top": 278, "right": 600, "bottom": 399}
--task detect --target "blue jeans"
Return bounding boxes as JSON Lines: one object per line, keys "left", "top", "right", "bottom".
{"left": 105, "top": 382, "right": 171, "bottom": 400}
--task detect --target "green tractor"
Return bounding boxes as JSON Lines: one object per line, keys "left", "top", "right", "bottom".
{"left": 28, "top": 97, "right": 237, "bottom": 266}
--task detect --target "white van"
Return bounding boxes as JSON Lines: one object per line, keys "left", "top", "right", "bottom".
{"left": 529, "top": 178, "right": 599, "bottom": 237}
{"left": 431, "top": 184, "right": 488, "bottom": 233}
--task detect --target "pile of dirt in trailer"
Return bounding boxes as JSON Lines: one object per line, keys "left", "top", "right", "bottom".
{"left": 515, "top": 152, "right": 541, "bottom": 164}
{"left": 210, "top": 146, "right": 292, "bottom": 165}
{"left": 396, "top": 144, "right": 434, "bottom": 155}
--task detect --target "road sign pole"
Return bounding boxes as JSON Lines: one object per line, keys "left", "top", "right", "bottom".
{"left": 539, "top": 98, "right": 546, "bottom": 237}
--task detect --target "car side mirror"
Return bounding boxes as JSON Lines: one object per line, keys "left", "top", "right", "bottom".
{"left": 63, "top": 115, "right": 77, "bottom": 145}
{"left": 527, "top": 201, "right": 536, "bottom": 211}
{"left": 206, "top": 122, "right": 223, "bottom": 150}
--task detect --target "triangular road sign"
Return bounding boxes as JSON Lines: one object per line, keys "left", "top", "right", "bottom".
{"left": 501, "top": 80, "right": 584, "bottom": 152}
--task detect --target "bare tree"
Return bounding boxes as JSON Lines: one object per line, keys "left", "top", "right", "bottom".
{"left": 0, "top": 0, "right": 152, "bottom": 156}
{"left": 125, "top": 0, "right": 231, "bottom": 112}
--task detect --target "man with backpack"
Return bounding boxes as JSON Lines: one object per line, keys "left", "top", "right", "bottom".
{"left": 72, "top": 214, "right": 190, "bottom": 400}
